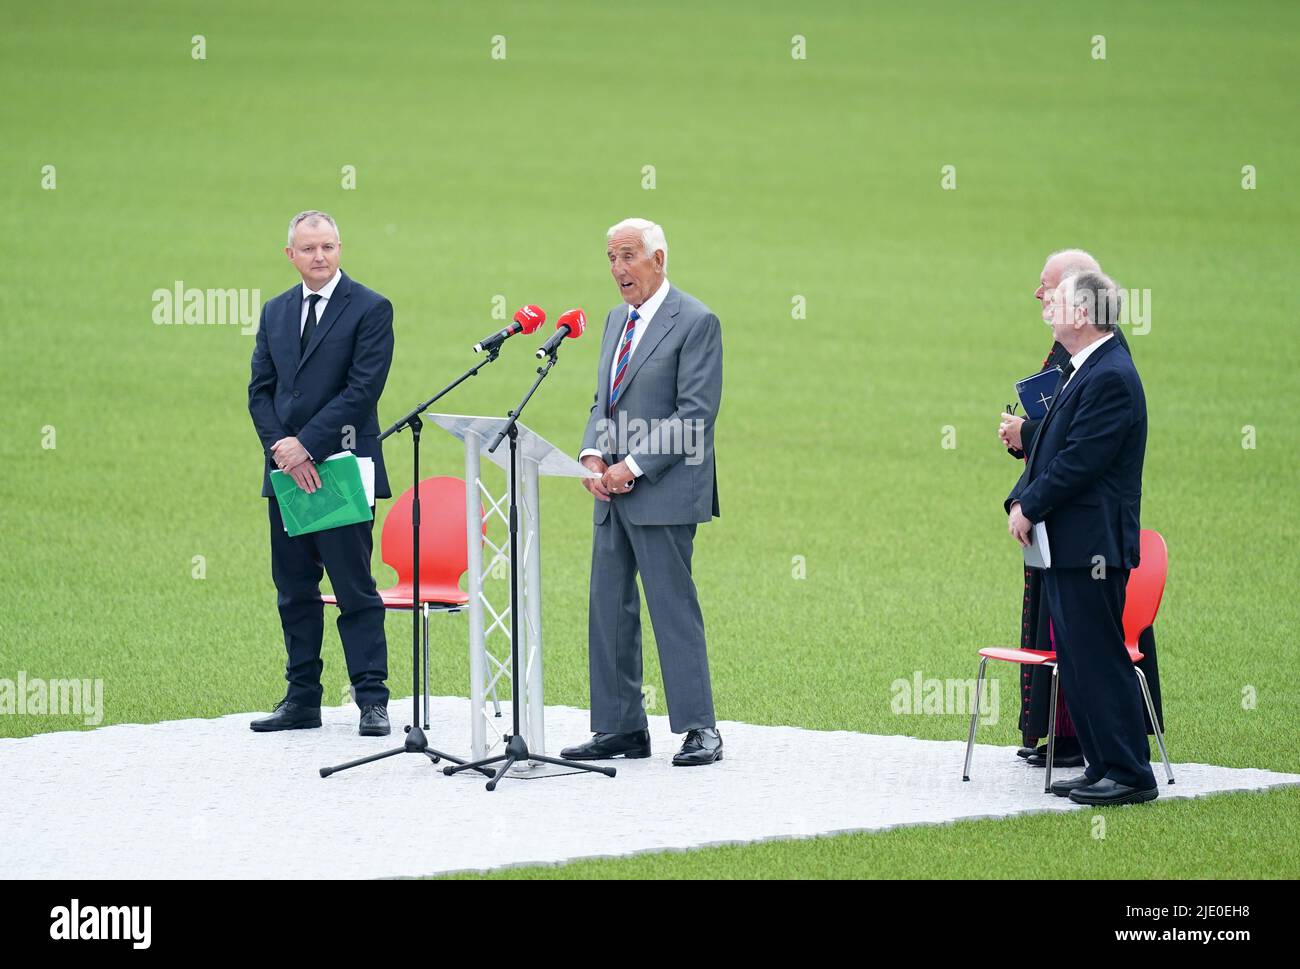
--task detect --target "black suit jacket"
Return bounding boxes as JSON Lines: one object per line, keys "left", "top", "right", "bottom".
{"left": 248, "top": 271, "right": 394, "bottom": 499}
{"left": 1005, "top": 336, "right": 1146, "bottom": 569}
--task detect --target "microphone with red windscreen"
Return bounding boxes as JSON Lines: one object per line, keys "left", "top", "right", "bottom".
{"left": 535, "top": 308, "right": 586, "bottom": 358}
{"left": 473, "top": 304, "right": 546, "bottom": 354}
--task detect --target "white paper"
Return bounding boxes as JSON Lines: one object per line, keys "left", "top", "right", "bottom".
{"left": 1023, "top": 520, "right": 1052, "bottom": 569}
{"left": 325, "top": 451, "right": 375, "bottom": 506}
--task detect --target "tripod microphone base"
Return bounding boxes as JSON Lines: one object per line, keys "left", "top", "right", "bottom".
{"left": 443, "top": 733, "right": 617, "bottom": 790}
{"left": 320, "top": 724, "right": 494, "bottom": 779}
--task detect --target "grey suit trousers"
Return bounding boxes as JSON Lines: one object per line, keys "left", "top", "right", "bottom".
{"left": 588, "top": 499, "right": 715, "bottom": 734}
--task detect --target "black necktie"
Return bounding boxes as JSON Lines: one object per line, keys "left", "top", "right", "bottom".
{"left": 1053, "top": 361, "right": 1075, "bottom": 399}
{"left": 301, "top": 293, "right": 321, "bottom": 354}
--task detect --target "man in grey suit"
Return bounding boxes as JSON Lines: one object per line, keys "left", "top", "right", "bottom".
{"left": 560, "top": 218, "right": 724, "bottom": 767}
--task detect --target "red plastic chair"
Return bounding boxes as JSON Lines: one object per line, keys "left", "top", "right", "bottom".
{"left": 962, "top": 529, "right": 1173, "bottom": 791}
{"left": 323, "top": 476, "right": 484, "bottom": 722}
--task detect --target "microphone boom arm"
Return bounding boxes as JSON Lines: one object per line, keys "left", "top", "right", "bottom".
{"left": 489, "top": 348, "right": 558, "bottom": 453}
{"left": 382, "top": 346, "right": 501, "bottom": 441}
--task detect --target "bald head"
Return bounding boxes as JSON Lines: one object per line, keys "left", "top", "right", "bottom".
{"left": 1040, "top": 248, "right": 1100, "bottom": 293}
{"left": 1035, "top": 248, "right": 1101, "bottom": 323}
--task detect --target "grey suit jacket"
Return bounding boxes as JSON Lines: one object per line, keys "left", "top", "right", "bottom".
{"left": 580, "top": 285, "right": 722, "bottom": 526}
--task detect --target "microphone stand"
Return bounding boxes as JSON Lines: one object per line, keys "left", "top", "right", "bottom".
{"left": 443, "top": 345, "right": 617, "bottom": 790}
{"left": 321, "top": 348, "right": 505, "bottom": 780}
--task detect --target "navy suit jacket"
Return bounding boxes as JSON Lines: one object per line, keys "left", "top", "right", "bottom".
{"left": 1005, "top": 336, "right": 1146, "bottom": 570}
{"left": 248, "top": 271, "right": 394, "bottom": 499}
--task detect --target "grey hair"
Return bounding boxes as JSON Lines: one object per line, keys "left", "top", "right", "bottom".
{"left": 1062, "top": 270, "right": 1123, "bottom": 333}
{"left": 1047, "top": 247, "right": 1101, "bottom": 279}
{"left": 607, "top": 217, "right": 668, "bottom": 272}
{"left": 287, "top": 210, "right": 340, "bottom": 247}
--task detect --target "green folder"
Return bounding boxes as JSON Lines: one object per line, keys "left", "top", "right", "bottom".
{"left": 270, "top": 453, "right": 373, "bottom": 537}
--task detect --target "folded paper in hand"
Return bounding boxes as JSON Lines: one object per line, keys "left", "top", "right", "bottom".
{"left": 1023, "top": 521, "right": 1051, "bottom": 569}
{"left": 270, "top": 452, "right": 374, "bottom": 537}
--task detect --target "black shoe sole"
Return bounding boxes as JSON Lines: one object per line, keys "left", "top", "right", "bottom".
{"left": 359, "top": 727, "right": 391, "bottom": 737}
{"left": 672, "top": 751, "right": 724, "bottom": 767}
{"left": 1027, "top": 757, "right": 1086, "bottom": 768}
{"left": 560, "top": 748, "right": 651, "bottom": 761}
{"left": 1050, "top": 783, "right": 1093, "bottom": 797}
{"left": 1068, "top": 787, "right": 1159, "bottom": 806}
{"left": 250, "top": 719, "right": 322, "bottom": 732}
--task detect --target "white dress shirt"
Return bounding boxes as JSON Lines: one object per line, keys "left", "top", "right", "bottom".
{"left": 300, "top": 269, "right": 342, "bottom": 335}
{"left": 580, "top": 277, "right": 672, "bottom": 478}
{"left": 1063, "top": 332, "right": 1115, "bottom": 388}
{"left": 291, "top": 269, "right": 342, "bottom": 461}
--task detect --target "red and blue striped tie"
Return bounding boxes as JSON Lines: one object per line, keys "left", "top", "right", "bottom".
{"left": 608, "top": 308, "right": 639, "bottom": 414}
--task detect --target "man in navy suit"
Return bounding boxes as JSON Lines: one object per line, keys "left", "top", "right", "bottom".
{"left": 247, "top": 211, "right": 394, "bottom": 737}
{"left": 1006, "top": 270, "right": 1158, "bottom": 805}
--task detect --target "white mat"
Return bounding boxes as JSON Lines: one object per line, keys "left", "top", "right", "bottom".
{"left": 5, "top": 697, "right": 1297, "bottom": 879}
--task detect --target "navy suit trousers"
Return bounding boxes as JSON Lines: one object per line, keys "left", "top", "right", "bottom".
{"left": 267, "top": 499, "right": 389, "bottom": 708}
{"left": 1042, "top": 566, "right": 1156, "bottom": 789}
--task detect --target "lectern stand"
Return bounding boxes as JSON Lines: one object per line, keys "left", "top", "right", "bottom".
{"left": 427, "top": 414, "right": 595, "bottom": 766}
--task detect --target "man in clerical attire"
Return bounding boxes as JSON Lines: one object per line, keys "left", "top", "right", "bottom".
{"left": 996, "top": 249, "right": 1164, "bottom": 768}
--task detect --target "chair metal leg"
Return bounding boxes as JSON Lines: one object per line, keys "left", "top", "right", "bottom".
{"left": 1135, "top": 666, "right": 1174, "bottom": 784}
{"left": 422, "top": 603, "right": 431, "bottom": 730}
{"left": 1044, "top": 663, "right": 1059, "bottom": 793}
{"left": 963, "top": 657, "right": 987, "bottom": 781}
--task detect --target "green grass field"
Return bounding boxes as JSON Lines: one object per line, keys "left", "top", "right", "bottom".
{"left": 2, "top": 0, "right": 1298, "bottom": 879}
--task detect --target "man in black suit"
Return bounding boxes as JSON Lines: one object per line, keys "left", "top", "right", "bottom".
{"left": 998, "top": 251, "right": 1164, "bottom": 771}
{"left": 1006, "top": 270, "right": 1158, "bottom": 805}
{"left": 247, "top": 210, "right": 394, "bottom": 737}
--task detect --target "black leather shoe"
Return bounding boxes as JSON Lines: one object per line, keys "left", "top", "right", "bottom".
{"left": 1016, "top": 745, "right": 1044, "bottom": 760}
{"left": 560, "top": 730, "right": 651, "bottom": 760}
{"left": 359, "top": 704, "right": 390, "bottom": 737}
{"left": 1068, "top": 778, "right": 1159, "bottom": 805}
{"left": 1049, "top": 774, "right": 1098, "bottom": 797}
{"left": 672, "top": 727, "right": 723, "bottom": 766}
{"left": 1027, "top": 749, "right": 1085, "bottom": 768}
{"left": 250, "top": 699, "right": 321, "bottom": 732}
